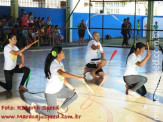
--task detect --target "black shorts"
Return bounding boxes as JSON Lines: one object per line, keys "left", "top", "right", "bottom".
{"left": 86, "top": 59, "right": 103, "bottom": 74}
{"left": 79, "top": 33, "right": 85, "bottom": 38}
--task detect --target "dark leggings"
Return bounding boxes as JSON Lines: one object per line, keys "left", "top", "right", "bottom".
{"left": 0, "top": 65, "right": 30, "bottom": 90}
{"left": 123, "top": 75, "right": 147, "bottom": 96}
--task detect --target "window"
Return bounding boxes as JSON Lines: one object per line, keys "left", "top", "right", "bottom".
{"left": 145, "top": 8, "right": 148, "bottom": 15}
{"left": 95, "top": 3, "right": 98, "bottom": 7}
{"left": 0, "top": 0, "right": 11, "bottom": 6}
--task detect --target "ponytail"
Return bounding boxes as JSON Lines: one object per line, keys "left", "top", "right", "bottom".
{"left": 127, "top": 42, "right": 146, "bottom": 61}
{"left": 44, "top": 46, "right": 62, "bottom": 79}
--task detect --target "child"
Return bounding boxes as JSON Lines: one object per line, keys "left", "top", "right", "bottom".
{"left": 39, "top": 25, "right": 48, "bottom": 46}
{"left": 123, "top": 42, "right": 151, "bottom": 97}
{"left": 0, "top": 33, "right": 33, "bottom": 92}
{"left": 83, "top": 32, "right": 107, "bottom": 85}
{"left": 30, "top": 46, "right": 84, "bottom": 115}
{"left": 46, "top": 17, "right": 52, "bottom": 26}
{"left": 153, "top": 21, "right": 159, "bottom": 39}
{"left": 55, "top": 25, "right": 64, "bottom": 45}
{"left": 47, "top": 25, "right": 52, "bottom": 45}
{"left": 136, "top": 20, "right": 140, "bottom": 40}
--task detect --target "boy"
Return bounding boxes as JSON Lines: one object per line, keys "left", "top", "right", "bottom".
{"left": 136, "top": 20, "right": 140, "bottom": 40}
{"left": 84, "top": 32, "right": 107, "bottom": 85}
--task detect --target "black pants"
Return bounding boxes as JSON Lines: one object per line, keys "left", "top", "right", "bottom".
{"left": 122, "top": 33, "right": 128, "bottom": 46}
{"left": 0, "top": 65, "right": 30, "bottom": 90}
{"left": 127, "top": 31, "right": 131, "bottom": 39}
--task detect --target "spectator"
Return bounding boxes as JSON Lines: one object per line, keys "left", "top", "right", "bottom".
{"left": 37, "top": 17, "right": 41, "bottom": 27}
{"left": 153, "top": 21, "right": 159, "bottom": 39}
{"left": 47, "top": 25, "right": 52, "bottom": 45}
{"left": 78, "top": 20, "right": 87, "bottom": 46}
{"left": 29, "top": 12, "right": 34, "bottom": 26}
{"left": 21, "top": 13, "right": 29, "bottom": 27}
{"left": 29, "top": 25, "right": 38, "bottom": 42}
{"left": 8, "top": 16, "right": 15, "bottom": 27}
{"left": 46, "top": 17, "right": 52, "bottom": 26}
{"left": 21, "top": 9, "right": 26, "bottom": 17}
{"left": 40, "top": 17, "right": 45, "bottom": 26}
{"left": 51, "top": 25, "right": 59, "bottom": 45}
{"left": 121, "top": 18, "right": 128, "bottom": 47}
{"left": 136, "top": 20, "right": 140, "bottom": 40}
{"left": 127, "top": 17, "right": 132, "bottom": 39}
{"left": 2, "top": 15, "right": 7, "bottom": 26}
{"left": 55, "top": 25, "right": 64, "bottom": 45}
{"left": 15, "top": 18, "right": 20, "bottom": 27}
{"left": 39, "top": 25, "right": 48, "bottom": 46}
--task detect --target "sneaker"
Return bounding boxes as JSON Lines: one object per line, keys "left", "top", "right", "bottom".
{"left": 30, "top": 103, "right": 38, "bottom": 115}
{"left": 58, "top": 107, "right": 68, "bottom": 115}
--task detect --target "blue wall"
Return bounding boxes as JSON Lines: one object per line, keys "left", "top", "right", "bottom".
{"left": 1, "top": 7, "right": 162, "bottom": 42}
{"left": 19, "top": 7, "right": 66, "bottom": 39}
{"left": 0, "top": 6, "right": 10, "bottom": 17}
{"left": 72, "top": 13, "right": 145, "bottom": 41}
{"left": 0, "top": 6, "right": 65, "bottom": 40}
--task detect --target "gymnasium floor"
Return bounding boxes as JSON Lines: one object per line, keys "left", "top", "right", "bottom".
{"left": 0, "top": 46, "right": 163, "bottom": 122}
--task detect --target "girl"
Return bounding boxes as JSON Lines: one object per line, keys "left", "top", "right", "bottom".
{"left": 123, "top": 42, "right": 151, "bottom": 97}
{"left": 0, "top": 33, "right": 32, "bottom": 92}
{"left": 30, "top": 46, "right": 84, "bottom": 115}
{"left": 29, "top": 12, "right": 34, "bottom": 26}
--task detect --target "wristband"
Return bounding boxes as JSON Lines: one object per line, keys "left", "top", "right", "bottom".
{"left": 25, "top": 46, "right": 27, "bottom": 49}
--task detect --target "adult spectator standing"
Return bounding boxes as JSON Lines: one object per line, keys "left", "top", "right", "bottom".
{"left": 121, "top": 19, "right": 128, "bottom": 47}
{"left": 78, "top": 20, "right": 87, "bottom": 46}
{"left": 127, "top": 17, "right": 132, "bottom": 39}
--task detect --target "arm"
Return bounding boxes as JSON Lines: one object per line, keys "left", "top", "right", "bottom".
{"left": 91, "top": 44, "right": 100, "bottom": 50}
{"left": 10, "top": 43, "right": 33, "bottom": 55}
{"left": 100, "top": 51, "right": 105, "bottom": 60}
{"left": 84, "top": 24, "right": 87, "bottom": 28}
{"left": 57, "top": 69, "right": 84, "bottom": 82}
{"left": 19, "top": 53, "right": 25, "bottom": 68}
{"left": 64, "top": 79, "right": 75, "bottom": 91}
{"left": 136, "top": 51, "right": 151, "bottom": 67}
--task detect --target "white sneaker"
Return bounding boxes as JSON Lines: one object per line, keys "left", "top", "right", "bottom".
{"left": 30, "top": 103, "right": 38, "bottom": 115}
{"left": 58, "top": 107, "right": 68, "bottom": 115}
{"left": 128, "top": 90, "right": 140, "bottom": 98}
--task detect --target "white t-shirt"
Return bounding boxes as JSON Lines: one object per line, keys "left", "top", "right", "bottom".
{"left": 45, "top": 59, "right": 65, "bottom": 94}
{"left": 4, "top": 44, "right": 19, "bottom": 70}
{"left": 85, "top": 40, "right": 103, "bottom": 64}
{"left": 29, "top": 16, "right": 34, "bottom": 23}
{"left": 124, "top": 53, "right": 141, "bottom": 76}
